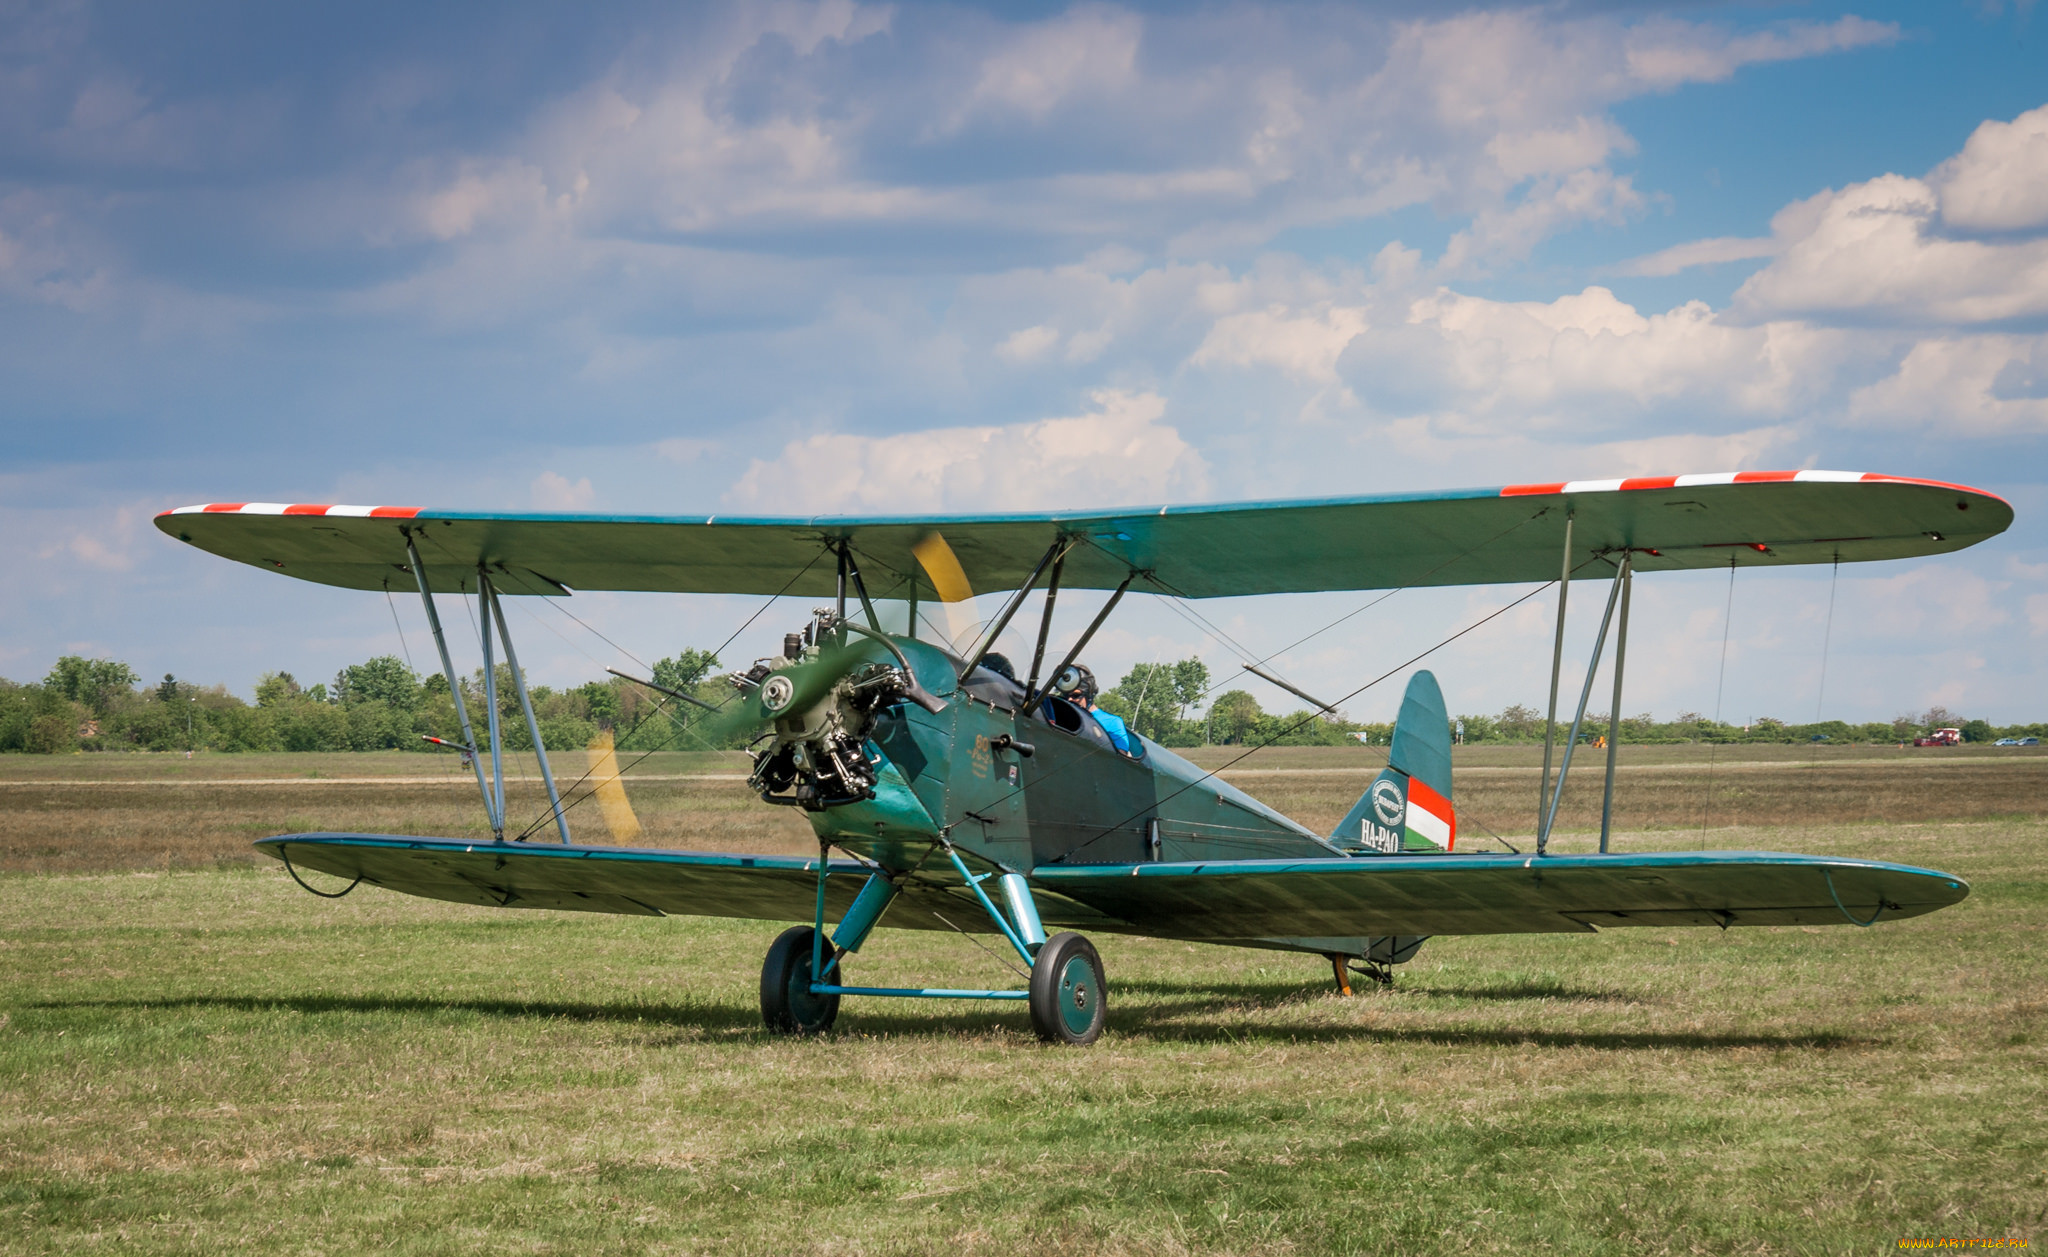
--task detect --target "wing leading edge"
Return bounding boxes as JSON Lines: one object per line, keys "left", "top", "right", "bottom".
{"left": 159, "top": 470, "right": 2010, "bottom": 600}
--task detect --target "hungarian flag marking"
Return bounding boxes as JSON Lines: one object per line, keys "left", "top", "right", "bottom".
{"left": 1404, "top": 776, "right": 1456, "bottom": 851}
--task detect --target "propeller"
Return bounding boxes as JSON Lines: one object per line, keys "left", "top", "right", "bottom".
{"left": 912, "top": 531, "right": 982, "bottom": 653}
{"left": 614, "top": 616, "right": 949, "bottom": 810}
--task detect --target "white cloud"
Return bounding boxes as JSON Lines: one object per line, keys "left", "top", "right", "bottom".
{"left": 1848, "top": 334, "right": 2048, "bottom": 434}
{"left": 1621, "top": 16, "right": 1898, "bottom": 89}
{"left": 1438, "top": 167, "right": 1644, "bottom": 273}
{"left": 1934, "top": 102, "right": 2048, "bottom": 234}
{"left": 995, "top": 324, "right": 1060, "bottom": 363}
{"left": 327, "top": 3, "right": 1911, "bottom": 312}
{"left": 531, "top": 471, "right": 595, "bottom": 509}
{"left": 2028, "top": 593, "right": 2048, "bottom": 637}
{"left": 726, "top": 389, "right": 1207, "bottom": 512}
{"left": 957, "top": 7, "right": 1141, "bottom": 123}
{"left": 1190, "top": 303, "right": 1370, "bottom": 384}
{"left": 1614, "top": 235, "right": 1776, "bottom": 278}
{"left": 1338, "top": 286, "right": 1845, "bottom": 434}
{"left": 1734, "top": 172, "right": 2048, "bottom": 325}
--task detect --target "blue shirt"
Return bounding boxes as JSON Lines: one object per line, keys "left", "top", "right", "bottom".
{"left": 1089, "top": 708, "right": 1134, "bottom": 755}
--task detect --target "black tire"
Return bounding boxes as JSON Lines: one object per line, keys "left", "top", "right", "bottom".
{"left": 1029, "top": 931, "right": 1106, "bottom": 1045}
{"left": 760, "top": 925, "right": 841, "bottom": 1036}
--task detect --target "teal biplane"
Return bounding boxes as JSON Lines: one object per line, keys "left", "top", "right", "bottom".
{"left": 157, "top": 470, "right": 2007, "bottom": 1044}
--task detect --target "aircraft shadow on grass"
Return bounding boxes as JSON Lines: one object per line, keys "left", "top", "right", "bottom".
{"left": 33, "top": 991, "right": 1870, "bottom": 1052}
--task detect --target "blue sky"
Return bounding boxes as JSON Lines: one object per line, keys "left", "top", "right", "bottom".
{"left": 3, "top": 0, "right": 2046, "bottom": 725}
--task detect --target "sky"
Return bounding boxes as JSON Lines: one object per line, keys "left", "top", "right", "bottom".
{"left": 3, "top": 0, "right": 2046, "bottom": 726}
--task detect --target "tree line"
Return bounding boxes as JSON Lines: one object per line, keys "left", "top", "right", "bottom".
{"left": 1081, "top": 662, "right": 2045, "bottom": 749}
{"left": 1, "top": 653, "right": 2040, "bottom": 754}
{"left": 0, "top": 653, "right": 732, "bottom": 755}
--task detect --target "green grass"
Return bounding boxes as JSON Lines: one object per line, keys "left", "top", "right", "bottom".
{"left": 4, "top": 818, "right": 2045, "bottom": 1254}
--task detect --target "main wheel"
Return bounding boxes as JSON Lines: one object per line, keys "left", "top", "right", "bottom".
{"left": 1029, "top": 931, "right": 1106, "bottom": 1045}
{"left": 760, "top": 925, "right": 841, "bottom": 1036}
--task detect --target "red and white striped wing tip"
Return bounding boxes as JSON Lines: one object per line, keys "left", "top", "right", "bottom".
{"left": 1500, "top": 470, "right": 2004, "bottom": 501}
{"left": 157, "top": 503, "right": 421, "bottom": 518}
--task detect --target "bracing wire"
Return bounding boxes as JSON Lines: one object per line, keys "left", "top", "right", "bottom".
{"left": 1055, "top": 577, "right": 1562, "bottom": 861}
{"left": 516, "top": 598, "right": 614, "bottom": 671}
{"left": 510, "top": 687, "right": 686, "bottom": 841}
{"left": 542, "top": 598, "right": 653, "bottom": 672}
{"left": 384, "top": 586, "right": 418, "bottom": 676}
{"left": 710, "top": 549, "right": 829, "bottom": 664}
{"left": 1139, "top": 507, "right": 1552, "bottom": 710}
{"left": 507, "top": 546, "right": 831, "bottom": 842}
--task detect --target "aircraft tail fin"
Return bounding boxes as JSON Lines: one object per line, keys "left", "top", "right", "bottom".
{"left": 1332, "top": 670, "right": 1456, "bottom": 854}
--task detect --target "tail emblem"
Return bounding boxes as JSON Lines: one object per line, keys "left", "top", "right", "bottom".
{"left": 1357, "top": 773, "right": 1457, "bottom": 853}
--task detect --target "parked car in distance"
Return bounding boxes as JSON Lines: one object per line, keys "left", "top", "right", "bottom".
{"left": 1996, "top": 737, "right": 2021, "bottom": 746}
{"left": 2022, "top": 737, "right": 2041, "bottom": 746}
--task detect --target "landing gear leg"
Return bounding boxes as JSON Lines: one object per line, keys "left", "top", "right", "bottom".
{"left": 1327, "top": 952, "right": 1353, "bottom": 996}
{"left": 1029, "top": 932, "right": 1106, "bottom": 1045}
{"left": 760, "top": 925, "right": 841, "bottom": 1035}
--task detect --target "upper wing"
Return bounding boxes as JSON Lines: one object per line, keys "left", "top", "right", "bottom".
{"left": 157, "top": 470, "right": 2010, "bottom": 599}
{"left": 1032, "top": 850, "right": 1969, "bottom": 936}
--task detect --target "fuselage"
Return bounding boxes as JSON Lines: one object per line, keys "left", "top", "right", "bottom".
{"left": 805, "top": 634, "right": 1346, "bottom": 876}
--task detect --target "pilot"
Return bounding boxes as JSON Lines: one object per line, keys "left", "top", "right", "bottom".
{"left": 1052, "top": 664, "right": 1135, "bottom": 756}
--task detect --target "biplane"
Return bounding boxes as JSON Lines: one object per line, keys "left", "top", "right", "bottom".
{"left": 156, "top": 470, "right": 2008, "bottom": 1044}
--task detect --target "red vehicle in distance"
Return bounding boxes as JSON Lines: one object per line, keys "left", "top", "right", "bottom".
{"left": 1913, "top": 727, "right": 1963, "bottom": 747}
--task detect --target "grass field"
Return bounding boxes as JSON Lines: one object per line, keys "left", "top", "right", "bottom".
{"left": 2, "top": 749, "right": 2044, "bottom": 1254}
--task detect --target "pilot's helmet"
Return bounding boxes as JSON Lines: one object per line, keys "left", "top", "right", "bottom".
{"left": 1051, "top": 663, "right": 1099, "bottom": 702}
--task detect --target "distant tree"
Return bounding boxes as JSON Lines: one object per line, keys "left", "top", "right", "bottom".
{"left": 1961, "top": 719, "right": 1994, "bottom": 744}
{"left": 1103, "top": 661, "right": 1186, "bottom": 742}
{"left": 333, "top": 656, "right": 420, "bottom": 710}
{"left": 26, "top": 712, "right": 77, "bottom": 754}
{"left": 255, "top": 672, "right": 304, "bottom": 706}
{"left": 580, "top": 680, "right": 621, "bottom": 728}
{"left": 1496, "top": 703, "right": 1543, "bottom": 740}
{"left": 1457, "top": 713, "right": 1497, "bottom": 743}
{"left": 1919, "top": 706, "right": 1960, "bottom": 730}
{"left": 1208, "top": 690, "right": 1263, "bottom": 745}
{"left": 43, "top": 657, "right": 138, "bottom": 715}
{"left": 156, "top": 673, "right": 181, "bottom": 704}
{"left": 1169, "top": 659, "right": 1210, "bottom": 721}
{"left": 652, "top": 649, "right": 721, "bottom": 694}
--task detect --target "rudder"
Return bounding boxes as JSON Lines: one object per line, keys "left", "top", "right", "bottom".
{"left": 1333, "top": 670, "right": 1457, "bottom": 854}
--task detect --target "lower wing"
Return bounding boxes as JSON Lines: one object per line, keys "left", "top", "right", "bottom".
{"left": 1033, "top": 850, "right": 1969, "bottom": 937}
{"left": 256, "top": 834, "right": 1124, "bottom": 933}
{"left": 263, "top": 836, "right": 1966, "bottom": 938}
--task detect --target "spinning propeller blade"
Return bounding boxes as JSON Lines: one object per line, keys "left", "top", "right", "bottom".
{"left": 912, "top": 531, "right": 982, "bottom": 652}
